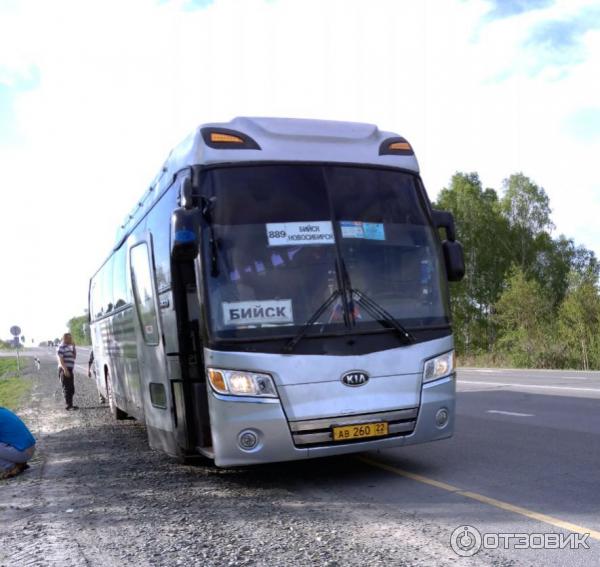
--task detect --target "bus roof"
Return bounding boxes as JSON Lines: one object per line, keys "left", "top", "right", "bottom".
{"left": 116, "top": 117, "right": 420, "bottom": 245}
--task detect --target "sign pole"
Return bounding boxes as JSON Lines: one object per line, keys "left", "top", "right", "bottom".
{"left": 9, "top": 325, "right": 22, "bottom": 377}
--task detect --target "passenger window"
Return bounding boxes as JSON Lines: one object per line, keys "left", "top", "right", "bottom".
{"left": 103, "top": 258, "right": 114, "bottom": 314}
{"left": 90, "top": 277, "right": 101, "bottom": 321}
{"left": 146, "top": 187, "right": 178, "bottom": 292}
{"left": 113, "top": 245, "right": 129, "bottom": 309}
{"left": 130, "top": 242, "right": 160, "bottom": 345}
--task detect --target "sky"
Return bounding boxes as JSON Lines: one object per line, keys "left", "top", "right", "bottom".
{"left": 1, "top": 0, "right": 599, "bottom": 343}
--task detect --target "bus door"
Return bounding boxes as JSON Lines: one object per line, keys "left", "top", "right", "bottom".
{"left": 129, "top": 238, "right": 173, "bottom": 445}
{"left": 170, "top": 253, "right": 212, "bottom": 454}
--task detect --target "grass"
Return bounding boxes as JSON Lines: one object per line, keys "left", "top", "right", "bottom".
{"left": 0, "top": 358, "right": 20, "bottom": 376}
{"left": 458, "top": 351, "right": 513, "bottom": 368}
{"left": 0, "top": 357, "right": 31, "bottom": 409}
{"left": 0, "top": 378, "right": 31, "bottom": 410}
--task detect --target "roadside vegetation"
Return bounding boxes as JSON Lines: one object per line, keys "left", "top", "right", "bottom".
{"left": 0, "top": 357, "right": 31, "bottom": 409}
{"left": 0, "top": 358, "right": 19, "bottom": 376}
{"left": 67, "top": 314, "right": 90, "bottom": 345}
{"left": 438, "top": 172, "right": 600, "bottom": 370}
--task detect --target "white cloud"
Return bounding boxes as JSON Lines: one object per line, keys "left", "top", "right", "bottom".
{"left": 0, "top": 0, "right": 599, "bottom": 341}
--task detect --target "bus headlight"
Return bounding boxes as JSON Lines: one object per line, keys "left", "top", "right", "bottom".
{"left": 207, "top": 368, "right": 278, "bottom": 398}
{"left": 423, "top": 351, "right": 455, "bottom": 383}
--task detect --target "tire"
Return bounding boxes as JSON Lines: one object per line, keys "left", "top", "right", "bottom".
{"left": 175, "top": 453, "right": 214, "bottom": 466}
{"left": 106, "top": 374, "right": 127, "bottom": 420}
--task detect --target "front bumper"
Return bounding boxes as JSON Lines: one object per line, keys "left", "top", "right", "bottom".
{"left": 208, "top": 374, "right": 455, "bottom": 467}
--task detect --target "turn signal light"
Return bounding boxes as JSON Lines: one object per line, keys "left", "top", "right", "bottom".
{"left": 201, "top": 127, "right": 261, "bottom": 150}
{"left": 379, "top": 136, "right": 414, "bottom": 156}
{"left": 388, "top": 141, "right": 412, "bottom": 151}
{"left": 210, "top": 132, "right": 244, "bottom": 144}
{"left": 207, "top": 369, "right": 227, "bottom": 394}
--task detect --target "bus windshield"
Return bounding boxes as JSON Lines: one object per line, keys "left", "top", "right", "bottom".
{"left": 198, "top": 164, "right": 450, "bottom": 342}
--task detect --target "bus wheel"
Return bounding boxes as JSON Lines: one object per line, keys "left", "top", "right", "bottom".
{"left": 106, "top": 374, "right": 127, "bottom": 421}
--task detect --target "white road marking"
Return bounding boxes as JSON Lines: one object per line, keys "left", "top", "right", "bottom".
{"left": 459, "top": 366, "right": 600, "bottom": 375}
{"left": 487, "top": 410, "right": 534, "bottom": 417}
{"left": 458, "top": 380, "right": 600, "bottom": 393}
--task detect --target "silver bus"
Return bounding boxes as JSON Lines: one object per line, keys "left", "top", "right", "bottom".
{"left": 89, "top": 117, "right": 464, "bottom": 466}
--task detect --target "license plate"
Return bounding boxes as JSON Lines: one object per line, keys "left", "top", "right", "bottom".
{"left": 332, "top": 421, "right": 389, "bottom": 442}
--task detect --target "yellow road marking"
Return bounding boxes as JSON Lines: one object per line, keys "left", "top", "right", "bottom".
{"left": 358, "top": 456, "right": 600, "bottom": 541}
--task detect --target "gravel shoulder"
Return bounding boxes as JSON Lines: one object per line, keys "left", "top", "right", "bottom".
{"left": 1, "top": 355, "right": 503, "bottom": 567}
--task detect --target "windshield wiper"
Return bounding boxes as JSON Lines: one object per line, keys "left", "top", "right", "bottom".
{"left": 351, "top": 288, "right": 414, "bottom": 344}
{"left": 283, "top": 290, "right": 341, "bottom": 353}
{"left": 338, "top": 258, "right": 413, "bottom": 344}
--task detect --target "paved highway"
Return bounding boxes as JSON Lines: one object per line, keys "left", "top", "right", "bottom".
{"left": 357, "top": 367, "right": 600, "bottom": 564}
{"left": 3, "top": 350, "right": 599, "bottom": 565}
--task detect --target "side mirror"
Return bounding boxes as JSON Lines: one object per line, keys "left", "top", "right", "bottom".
{"left": 432, "top": 209, "right": 465, "bottom": 281}
{"left": 442, "top": 240, "right": 465, "bottom": 281}
{"left": 180, "top": 176, "right": 194, "bottom": 210}
{"left": 171, "top": 207, "right": 201, "bottom": 261}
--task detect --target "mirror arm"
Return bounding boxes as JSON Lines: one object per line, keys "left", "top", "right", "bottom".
{"left": 432, "top": 210, "right": 456, "bottom": 242}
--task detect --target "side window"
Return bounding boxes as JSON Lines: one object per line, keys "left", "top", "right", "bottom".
{"left": 103, "top": 257, "right": 114, "bottom": 314}
{"left": 146, "top": 187, "right": 177, "bottom": 292}
{"left": 93, "top": 270, "right": 105, "bottom": 319}
{"left": 113, "top": 245, "right": 129, "bottom": 309}
{"left": 130, "top": 242, "right": 160, "bottom": 345}
{"left": 90, "top": 277, "right": 99, "bottom": 321}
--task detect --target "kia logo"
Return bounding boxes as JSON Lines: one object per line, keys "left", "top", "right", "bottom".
{"left": 341, "top": 370, "right": 370, "bottom": 387}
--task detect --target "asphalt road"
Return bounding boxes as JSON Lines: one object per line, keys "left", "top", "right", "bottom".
{"left": 2, "top": 348, "right": 599, "bottom": 566}
{"left": 362, "top": 367, "right": 600, "bottom": 565}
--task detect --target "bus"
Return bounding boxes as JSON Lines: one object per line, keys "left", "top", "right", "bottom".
{"left": 88, "top": 117, "right": 464, "bottom": 467}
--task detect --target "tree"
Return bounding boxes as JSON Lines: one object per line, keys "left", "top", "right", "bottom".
{"left": 558, "top": 273, "right": 600, "bottom": 370}
{"left": 67, "top": 315, "right": 89, "bottom": 345}
{"left": 494, "top": 268, "right": 559, "bottom": 368}
{"left": 434, "top": 169, "right": 599, "bottom": 369}
{"left": 435, "top": 172, "right": 512, "bottom": 354}
{"left": 533, "top": 235, "right": 599, "bottom": 309}
{"left": 500, "top": 173, "right": 553, "bottom": 272}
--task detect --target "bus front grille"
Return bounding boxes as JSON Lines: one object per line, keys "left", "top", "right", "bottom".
{"left": 289, "top": 408, "right": 418, "bottom": 448}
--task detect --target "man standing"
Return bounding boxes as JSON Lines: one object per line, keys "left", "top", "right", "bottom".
{"left": 57, "top": 333, "right": 77, "bottom": 410}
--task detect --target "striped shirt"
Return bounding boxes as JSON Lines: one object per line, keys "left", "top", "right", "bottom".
{"left": 57, "top": 343, "right": 77, "bottom": 369}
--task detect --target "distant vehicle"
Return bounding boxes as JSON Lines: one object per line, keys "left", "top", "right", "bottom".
{"left": 88, "top": 117, "right": 464, "bottom": 466}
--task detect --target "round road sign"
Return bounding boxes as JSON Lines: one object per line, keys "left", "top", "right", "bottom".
{"left": 10, "top": 325, "right": 21, "bottom": 337}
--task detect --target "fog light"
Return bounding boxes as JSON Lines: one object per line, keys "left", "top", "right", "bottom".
{"left": 238, "top": 430, "right": 259, "bottom": 450}
{"left": 435, "top": 408, "right": 449, "bottom": 429}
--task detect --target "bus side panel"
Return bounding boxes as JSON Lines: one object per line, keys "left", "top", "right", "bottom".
{"left": 115, "top": 306, "right": 144, "bottom": 420}
{"left": 90, "top": 320, "right": 108, "bottom": 401}
{"left": 129, "top": 190, "right": 181, "bottom": 456}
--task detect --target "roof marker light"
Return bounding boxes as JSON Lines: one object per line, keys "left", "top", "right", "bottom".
{"left": 379, "top": 136, "right": 415, "bottom": 156}
{"left": 210, "top": 132, "right": 244, "bottom": 144}
{"left": 201, "top": 127, "right": 261, "bottom": 150}
{"left": 389, "top": 141, "right": 412, "bottom": 151}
